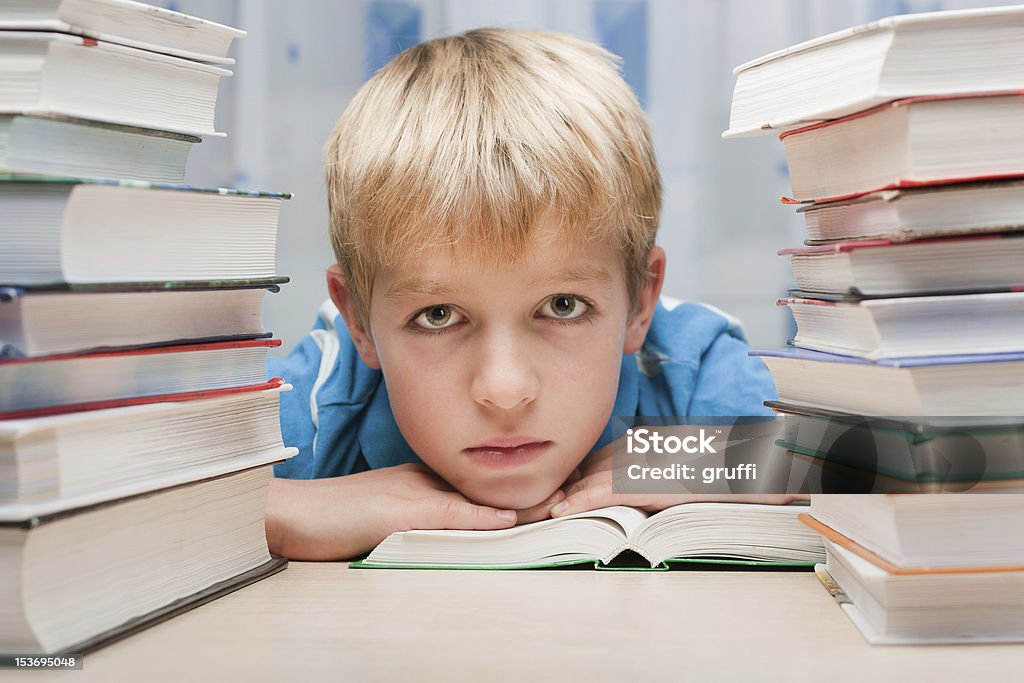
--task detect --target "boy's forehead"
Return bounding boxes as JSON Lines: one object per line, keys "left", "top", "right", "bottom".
{"left": 378, "top": 236, "right": 625, "bottom": 301}
{"left": 383, "top": 262, "right": 616, "bottom": 300}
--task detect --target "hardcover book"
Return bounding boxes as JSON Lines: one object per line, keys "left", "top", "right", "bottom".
{"left": 779, "top": 233, "right": 1024, "bottom": 297}
{"left": 779, "top": 291, "right": 1024, "bottom": 359}
{"left": 0, "top": 280, "right": 284, "bottom": 359}
{"left": 804, "top": 495, "right": 1024, "bottom": 570}
{"left": 0, "top": 0, "right": 245, "bottom": 64}
{"left": 798, "top": 179, "right": 1024, "bottom": 244}
{"left": 813, "top": 529, "right": 1024, "bottom": 644}
{"left": 0, "top": 177, "right": 289, "bottom": 286}
{"left": 0, "top": 465, "right": 287, "bottom": 655}
{"left": 784, "top": 448, "right": 1024, "bottom": 495}
{"left": 0, "top": 31, "right": 231, "bottom": 137}
{"left": 769, "top": 400, "right": 1024, "bottom": 487}
{"left": 752, "top": 347, "right": 1024, "bottom": 416}
{"left": 0, "top": 114, "right": 198, "bottom": 183}
{"left": 0, "top": 339, "right": 281, "bottom": 416}
{"left": 725, "top": 5, "right": 1024, "bottom": 136}
{"left": 0, "top": 382, "right": 295, "bottom": 516}
{"left": 780, "top": 95, "right": 1024, "bottom": 202}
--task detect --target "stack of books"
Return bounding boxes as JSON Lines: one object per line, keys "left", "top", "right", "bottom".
{"left": 725, "top": 5, "right": 1024, "bottom": 644}
{"left": 0, "top": 0, "right": 295, "bottom": 655}
{"left": 802, "top": 496, "right": 1024, "bottom": 644}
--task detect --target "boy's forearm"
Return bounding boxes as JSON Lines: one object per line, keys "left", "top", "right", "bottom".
{"left": 264, "top": 476, "right": 370, "bottom": 561}
{"left": 264, "top": 464, "right": 524, "bottom": 561}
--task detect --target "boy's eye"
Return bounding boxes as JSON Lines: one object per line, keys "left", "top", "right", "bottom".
{"left": 412, "top": 304, "right": 463, "bottom": 330}
{"left": 539, "top": 294, "right": 587, "bottom": 320}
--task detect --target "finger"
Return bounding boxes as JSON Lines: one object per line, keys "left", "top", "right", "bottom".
{"left": 564, "top": 469, "right": 611, "bottom": 499}
{"left": 515, "top": 489, "right": 565, "bottom": 525}
{"left": 551, "top": 478, "right": 614, "bottom": 517}
{"left": 422, "top": 497, "right": 518, "bottom": 530}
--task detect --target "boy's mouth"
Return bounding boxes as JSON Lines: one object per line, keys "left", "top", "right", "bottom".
{"left": 463, "top": 438, "right": 552, "bottom": 468}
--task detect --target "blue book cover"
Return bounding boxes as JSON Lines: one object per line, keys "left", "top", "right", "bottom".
{"left": 751, "top": 347, "right": 1024, "bottom": 368}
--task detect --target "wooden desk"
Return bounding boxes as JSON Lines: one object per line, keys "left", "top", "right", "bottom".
{"left": 28, "top": 563, "right": 1024, "bottom": 682}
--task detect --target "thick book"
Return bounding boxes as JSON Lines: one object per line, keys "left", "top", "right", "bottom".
{"left": 0, "top": 280, "right": 284, "bottom": 358}
{"left": 0, "top": 0, "right": 245, "bottom": 64}
{"left": 0, "top": 177, "right": 289, "bottom": 286}
{"left": 353, "top": 503, "right": 825, "bottom": 570}
{"left": 804, "top": 495, "right": 1024, "bottom": 570}
{"left": 769, "top": 400, "right": 1024, "bottom": 487}
{"left": 0, "top": 465, "right": 286, "bottom": 655}
{"left": 0, "top": 114, "right": 198, "bottom": 183}
{"left": 781, "top": 94, "right": 1024, "bottom": 202}
{"left": 725, "top": 5, "right": 1024, "bottom": 137}
{"left": 798, "top": 180, "right": 1024, "bottom": 244}
{"left": 0, "top": 339, "right": 280, "bottom": 417}
{"left": 816, "top": 539, "right": 1024, "bottom": 645}
{"left": 779, "top": 291, "right": 1024, "bottom": 359}
{"left": 0, "top": 32, "right": 230, "bottom": 137}
{"left": 780, "top": 233, "right": 1024, "bottom": 297}
{"left": 0, "top": 382, "right": 296, "bottom": 517}
{"left": 784, "top": 448, "right": 1024, "bottom": 495}
{"left": 752, "top": 347, "right": 1024, "bottom": 416}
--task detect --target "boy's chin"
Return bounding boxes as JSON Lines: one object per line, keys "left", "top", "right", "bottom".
{"left": 462, "top": 483, "right": 552, "bottom": 512}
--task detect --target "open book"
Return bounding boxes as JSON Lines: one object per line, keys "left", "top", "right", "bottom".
{"left": 354, "top": 503, "right": 825, "bottom": 570}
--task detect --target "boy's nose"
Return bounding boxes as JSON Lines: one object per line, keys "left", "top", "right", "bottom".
{"left": 469, "top": 331, "right": 540, "bottom": 411}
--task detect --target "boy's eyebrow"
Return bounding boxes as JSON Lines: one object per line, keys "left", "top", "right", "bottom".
{"left": 385, "top": 265, "right": 613, "bottom": 300}
{"left": 531, "top": 264, "right": 614, "bottom": 288}
{"left": 384, "top": 278, "right": 457, "bottom": 300}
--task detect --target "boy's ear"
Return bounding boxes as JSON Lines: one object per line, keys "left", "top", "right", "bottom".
{"left": 326, "top": 264, "right": 381, "bottom": 370}
{"left": 623, "top": 246, "right": 666, "bottom": 355}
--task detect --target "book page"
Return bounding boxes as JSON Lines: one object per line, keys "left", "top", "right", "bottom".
{"left": 395, "top": 505, "right": 649, "bottom": 540}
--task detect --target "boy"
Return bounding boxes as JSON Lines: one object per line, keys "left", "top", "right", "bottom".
{"left": 266, "top": 28, "right": 793, "bottom": 561}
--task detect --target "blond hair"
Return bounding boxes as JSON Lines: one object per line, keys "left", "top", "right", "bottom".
{"left": 324, "top": 28, "right": 661, "bottom": 322}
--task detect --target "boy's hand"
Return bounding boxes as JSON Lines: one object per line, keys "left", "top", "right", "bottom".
{"left": 266, "top": 463, "right": 567, "bottom": 560}
{"left": 549, "top": 442, "right": 807, "bottom": 518}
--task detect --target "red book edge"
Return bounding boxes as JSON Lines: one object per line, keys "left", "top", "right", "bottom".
{"left": 799, "top": 513, "right": 1024, "bottom": 575}
{"left": 0, "top": 338, "right": 281, "bottom": 366}
{"left": 777, "top": 232, "right": 1007, "bottom": 256}
{"left": 782, "top": 173, "right": 1024, "bottom": 205}
{"left": 0, "top": 377, "right": 285, "bottom": 420}
{"left": 777, "top": 297, "right": 837, "bottom": 307}
{"left": 777, "top": 94, "right": 1024, "bottom": 205}
{"left": 777, "top": 91, "right": 1024, "bottom": 141}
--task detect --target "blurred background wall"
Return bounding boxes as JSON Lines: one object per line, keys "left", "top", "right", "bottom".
{"left": 162, "top": 0, "right": 1017, "bottom": 353}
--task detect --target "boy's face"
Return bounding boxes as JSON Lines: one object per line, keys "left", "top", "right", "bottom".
{"left": 331, "top": 221, "right": 664, "bottom": 510}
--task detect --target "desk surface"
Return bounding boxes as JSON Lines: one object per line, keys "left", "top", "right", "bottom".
{"left": 29, "top": 562, "right": 1024, "bottom": 682}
